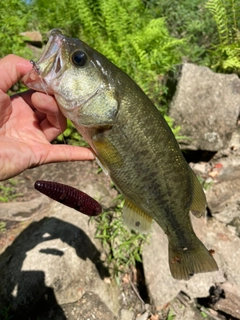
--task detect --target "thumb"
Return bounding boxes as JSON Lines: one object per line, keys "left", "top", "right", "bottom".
{"left": 0, "top": 89, "right": 12, "bottom": 126}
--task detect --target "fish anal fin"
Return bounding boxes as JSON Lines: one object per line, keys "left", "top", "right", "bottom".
{"left": 122, "top": 199, "right": 152, "bottom": 234}
{"left": 168, "top": 238, "right": 218, "bottom": 280}
{"left": 189, "top": 168, "right": 206, "bottom": 218}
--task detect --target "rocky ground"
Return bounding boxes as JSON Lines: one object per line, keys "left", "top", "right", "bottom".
{"left": 0, "top": 63, "right": 240, "bottom": 320}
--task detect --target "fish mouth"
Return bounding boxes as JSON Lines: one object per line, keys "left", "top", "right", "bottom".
{"left": 38, "top": 29, "right": 66, "bottom": 74}
{"left": 23, "top": 29, "right": 103, "bottom": 114}
{"left": 22, "top": 29, "right": 68, "bottom": 93}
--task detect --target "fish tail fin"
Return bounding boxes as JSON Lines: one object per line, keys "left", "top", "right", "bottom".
{"left": 168, "top": 238, "right": 218, "bottom": 280}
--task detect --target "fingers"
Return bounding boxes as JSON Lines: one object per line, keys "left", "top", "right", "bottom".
{"left": 43, "top": 145, "right": 95, "bottom": 164}
{"left": 16, "top": 90, "right": 35, "bottom": 110}
{"left": 31, "top": 92, "right": 67, "bottom": 139}
{"left": 0, "top": 55, "right": 32, "bottom": 92}
{"left": 0, "top": 89, "right": 12, "bottom": 126}
{"left": 31, "top": 92, "right": 59, "bottom": 114}
{"left": 38, "top": 118, "right": 67, "bottom": 141}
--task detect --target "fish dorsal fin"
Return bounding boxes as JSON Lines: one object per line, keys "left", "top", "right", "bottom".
{"left": 122, "top": 199, "right": 152, "bottom": 234}
{"left": 189, "top": 168, "right": 206, "bottom": 218}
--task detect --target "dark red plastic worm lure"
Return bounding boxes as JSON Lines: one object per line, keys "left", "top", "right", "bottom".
{"left": 34, "top": 180, "right": 102, "bottom": 216}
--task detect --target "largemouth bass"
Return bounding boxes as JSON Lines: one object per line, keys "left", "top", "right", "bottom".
{"left": 23, "top": 29, "right": 218, "bottom": 280}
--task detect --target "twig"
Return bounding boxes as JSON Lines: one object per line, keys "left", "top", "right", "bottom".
{"left": 129, "top": 271, "right": 145, "bottom": 307}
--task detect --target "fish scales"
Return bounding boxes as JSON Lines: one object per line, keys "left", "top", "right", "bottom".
{"left": 90, "top": 78, "right": 192, "bottom": 234}
{"left": 22, "top": 29, "right": 218, "bottom": 280}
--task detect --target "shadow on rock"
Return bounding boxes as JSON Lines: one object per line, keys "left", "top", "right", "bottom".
{"left": 0, "top": 217, "right": 110, "bottom": 319}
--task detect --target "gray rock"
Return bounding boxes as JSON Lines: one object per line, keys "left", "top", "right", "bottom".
{"left": 120, "top": 308, "right": 135, "bottom": 320}
{"left": 168, "top": 299, "right": 208, "bottom": 320}
{"left": 169, "top": 63, "right": 240, "bottom": 151}
{"left": 209, "top": 283, "right": 240, "bottom": 319}
{"left": 61, "top": 292, "right": 118, "bottom": 320}
{"left": 0, "top": 162, "right": 120, "bottom": 319}
{"left": 142, "top": 213, "right": 240, "bottom": 307}
{"left": 0, "top": 203, "right": 120, "bottom": 318}
{"left": 20, "top": 31, "right": 42, "bottom": 42}
{"left": 0, "top": 195, "right": 49, "bottom": 221}
{"left": 206, "top": 149, "right": 240, "bottom": 224}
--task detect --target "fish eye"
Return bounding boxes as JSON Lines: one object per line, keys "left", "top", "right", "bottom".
{"left": 71, "top": 50, "right": 88, "bottom": 67}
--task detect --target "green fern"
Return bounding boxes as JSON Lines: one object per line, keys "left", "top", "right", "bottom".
{"left": 206, "top": 0, "right": 230, "bottom": 43}
{"left": 206, "top": 0, "right": 240, "bottom": 72}
{"left": 0, "top": 1, "right": 33, "bottom": 58}
{"left": 71, "top": 0, "right": 186, "bottom": 110}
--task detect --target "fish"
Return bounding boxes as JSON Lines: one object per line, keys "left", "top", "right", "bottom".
{"left": 22, "top": 29, "right": 218, "bottom": 280}
{"left": 34, "top": 180, "right": 102, "bottom": 216}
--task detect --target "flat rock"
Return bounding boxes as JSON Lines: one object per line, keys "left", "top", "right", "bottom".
{"left": 206, "top": 149, "right": 240, "bottom": 224}
{"left": 142, "top": 214, "right": 240, "bottom": 307}
{"left": 169, "top": 63, "right": 240, "bottom": 151}
{"left": 0, "top": 161, "right": 120, "bottom": 319}
{"left": 20, "top": 31, "right": 42, "bottom": 43}
{"left": 61, "top": 292, "right": 118, "bottom": 320}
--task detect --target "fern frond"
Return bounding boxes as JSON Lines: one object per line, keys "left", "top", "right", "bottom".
{"left": 206, "top": 0, "right": 229, "bottom": 43}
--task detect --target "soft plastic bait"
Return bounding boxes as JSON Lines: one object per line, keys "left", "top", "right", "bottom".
{"left": 34, "top": 180, "right": 102, "bottom": 216}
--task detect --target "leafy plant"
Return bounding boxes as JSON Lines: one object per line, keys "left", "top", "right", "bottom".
{"left": 0, "top": 180, "right": 21, "bottom": 202}
{"left": 167, "top": 309, "right": 176, "bottom": 320}
{"left": 0, "top": 221, "right": 7, "bottom": 233}
{"left": 0, "top": 0, "right": 33, "bottom": 59}
{"left": 206, "top": 0, "right": 240, "bottom": 72}
{"left": 56, "top": 120, "right": 88, "bottom": 146}
{"left": 93, "top": 196, "right": 148, "bottom": 280}
{"left": 0, "top": 304, "right": 13, "bottom": 320}
{"left": 29, "top": 0, "right": 186, "bottom": 112}
{"left": 143, "top": 0, "right": 218, "bottom": 65}
{"left": 200, "top": 310, "right": 208, "bottom": 318}
{"left": 76, "top": 0, "right": 186, "bottom": 110}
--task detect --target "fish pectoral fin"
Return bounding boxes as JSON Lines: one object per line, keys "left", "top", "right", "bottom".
{"left": 189, "top": 168, "right": 206, "bottom": 218}
{"left": 122, "top": 199, "right": 152, "bottom": 234}
{"left": 93, "top": 133, "right": 123, "bottom": 168}
{"left": 95, "top": 157, "right": 109, "bottom": 176}
{"left": 168, "top": 238, "right": 218, "bottom": 280}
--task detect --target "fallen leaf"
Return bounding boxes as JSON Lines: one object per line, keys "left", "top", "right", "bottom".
{"left": 214, "top": 163, "right": 223, "bottom": 169}
{"left": 122, "top": 273, "right": 130, "bottom": 284}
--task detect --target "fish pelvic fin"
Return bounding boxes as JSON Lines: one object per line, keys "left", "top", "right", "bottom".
{"left": 122, "top": 199, "right": 152, "bottom": 234}
{"left": 189, "top": 168, "right": 206, "bottom": 218}
{"left": 168, "top": 238, "right": 218, "bottom": 280}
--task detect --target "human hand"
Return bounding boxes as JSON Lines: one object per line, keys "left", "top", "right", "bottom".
{"left": 0, "top": 54, "right": 94, "bottom": 181}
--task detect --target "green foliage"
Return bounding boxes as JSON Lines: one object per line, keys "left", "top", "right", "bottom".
{"left": 200, "top": 310, "right": 208, "bottom": 318}
{"left": 206, "top": 0, "right": 240, "bottom": 72}
{"left": 93, "top": 197, "right": 148, "bottom": 280}
{"left": 164, "top": 115, "right": 185, "bottom": 140}
{"left": 56, "top": 120, "right": 88, "bottom": 146}
{"left": 0, "top": 0, "right": 33, "bottom": 59}
{"left": 75, "top": 0, "right": 186, "bottom": 109}
{"left": 167, "top": 309, "right": 176, "bottom": 320}
{"left": 144, "top": 0, "right": 218, "bottom": 65}
{"left": 197, "top": 176, "right": 213, "bottom": 192}
{"left": 29, "top": 0, "right": 185, "bottom": 111}
{"left": 0, "top": 304, "right": 13, "bottom": 320}
{"left": 0, "top": 221, "right": 7, "bottom": 233}
{"left": 0, "top": 180, "right": 21, "bottom": 202}
{"left": 28, "top": 0, "right": 79, "bottom": 40}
